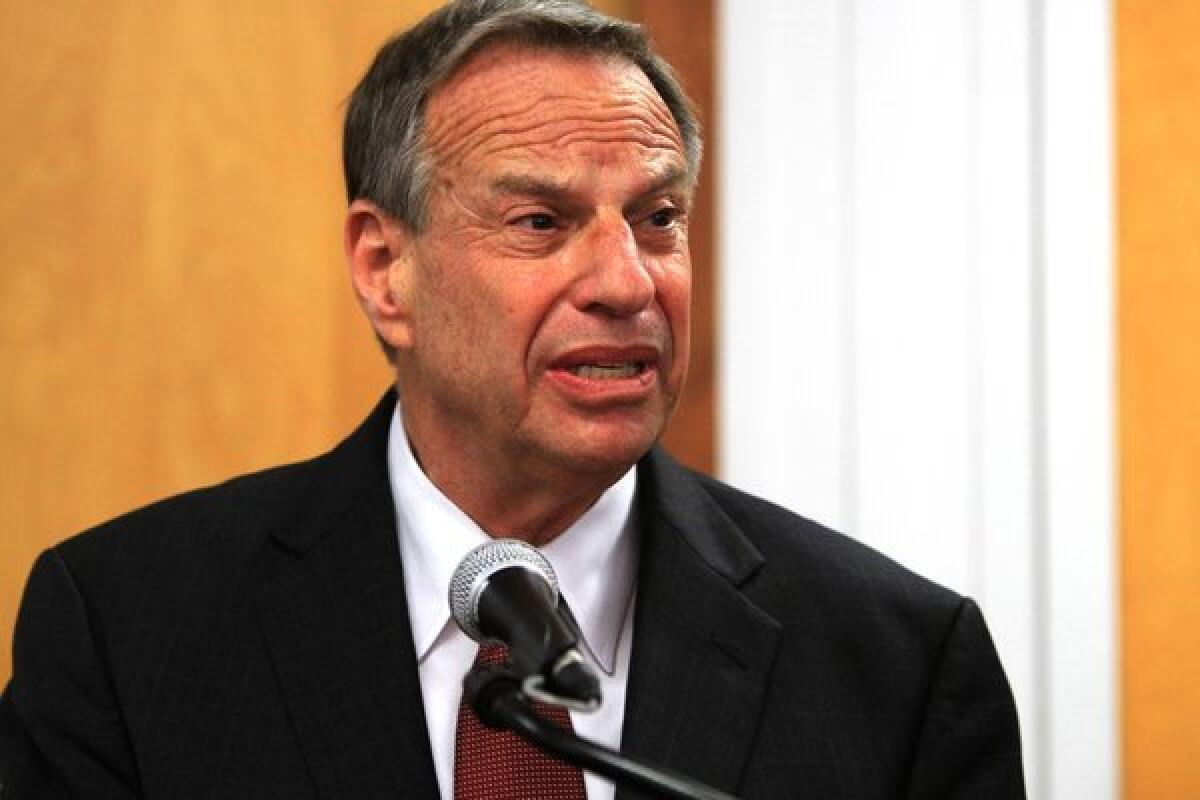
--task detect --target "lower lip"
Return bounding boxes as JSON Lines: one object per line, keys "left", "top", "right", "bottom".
{"left": 544, "top": 365, "right": 659, "bottom": 403}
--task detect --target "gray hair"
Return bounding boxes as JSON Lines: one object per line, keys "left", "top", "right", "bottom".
{"left": 343, "top": 0, "right": 703, "bottom": 232}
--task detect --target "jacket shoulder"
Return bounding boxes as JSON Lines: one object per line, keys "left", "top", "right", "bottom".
{"left": 51, "top": 390, "right": 398, "bottom": 579}
{"left": 53, "top": 456, "right": 323, "bottom": 574}
{"left": 685, "top": 467, "right": 966, "bottom": 626}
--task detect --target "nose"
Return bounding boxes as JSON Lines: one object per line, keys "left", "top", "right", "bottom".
{"left": 570, "top": 212, "right": 656, "bottom": 317}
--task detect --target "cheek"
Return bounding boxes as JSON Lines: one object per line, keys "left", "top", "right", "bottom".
{"left": 655, "top": 258, "right": 693, "bottom": 332}
{"left": 498, "top": 262, "right": 572, "bottom": 327}
{"left": 653, "top": 259, "right": 692, "bottom": 389}
{"left": 439, "top": 267, "right": 559, "bottom": 375}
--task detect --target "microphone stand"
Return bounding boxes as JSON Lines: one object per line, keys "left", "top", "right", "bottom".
{"left": 466, "top": 666, "right": 742, "bottom": 800}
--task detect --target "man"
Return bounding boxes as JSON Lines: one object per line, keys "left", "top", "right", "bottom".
{"left": 0, "top": 0, "right": 1025, "bottom": 797}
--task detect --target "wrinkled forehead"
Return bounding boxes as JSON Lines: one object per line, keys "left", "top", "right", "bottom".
{"left": 422, "top": 42, "right": 686, "bottom": 175}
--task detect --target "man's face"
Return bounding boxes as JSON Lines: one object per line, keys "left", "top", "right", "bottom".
{"left": 392, "top": 44, "right": 692, "bottom": 487}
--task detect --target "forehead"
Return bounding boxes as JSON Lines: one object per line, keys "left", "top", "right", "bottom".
{"left": 422, "top": 43, "right": 686, "bottom": 177}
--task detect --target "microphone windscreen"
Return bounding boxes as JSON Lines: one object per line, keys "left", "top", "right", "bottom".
{"left": 448, "top": 539, "right": 559, "bottom": 642}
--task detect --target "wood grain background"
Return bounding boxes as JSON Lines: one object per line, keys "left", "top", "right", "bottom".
{"left": 1118, "top": 0, "right": 1200, "bottom": 795}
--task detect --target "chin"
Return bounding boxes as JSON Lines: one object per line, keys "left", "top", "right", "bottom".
{"left": 548, "top": 425, "right": 662, "bottom": 478}
{"left": 522, "top": 401, "right": 673, "bottom": 477}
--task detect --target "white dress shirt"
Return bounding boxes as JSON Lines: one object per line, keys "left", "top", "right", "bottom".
{"left": 387, "top": 407, "right": 638, "bottom": 800}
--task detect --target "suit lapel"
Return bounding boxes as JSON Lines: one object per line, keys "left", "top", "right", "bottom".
{"left": 254, "top": 392, "right": 440, "bottom": 800}
{"left": 618, "top": 449, "right": 781, "bottom": 799}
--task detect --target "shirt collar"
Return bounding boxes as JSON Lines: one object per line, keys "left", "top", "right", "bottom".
{"left": 387, "top": 406, "right": 638, "bottom": 674}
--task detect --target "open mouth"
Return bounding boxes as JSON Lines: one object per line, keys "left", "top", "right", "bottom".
{"left": 566, "top": 362, "right": 646, "bottom": 379}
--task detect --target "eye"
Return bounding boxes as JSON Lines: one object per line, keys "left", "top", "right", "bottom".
{"left": 513, "top": 212, "right": 559, "bottom": 231}
{"left": 646, "top": 207, "right": 681, "bottom": 229}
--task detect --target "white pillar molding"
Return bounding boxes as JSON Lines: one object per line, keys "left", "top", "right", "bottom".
{"left": 716, "top": 2, "right": 1114, "bottom": 797}
{"left": 1038, "top": 1, "right": 1116, "bottom": 796}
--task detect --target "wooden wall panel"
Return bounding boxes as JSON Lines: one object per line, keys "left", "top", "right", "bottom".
{"left": 0, "top": 0, "right": 715, "bottom": 684}
{"left": 1118, "top": 0, "right": 1200, "bottom": 795}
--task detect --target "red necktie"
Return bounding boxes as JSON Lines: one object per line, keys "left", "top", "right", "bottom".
{"left": 454, "top": 643, "right": 588, "bottom": 799}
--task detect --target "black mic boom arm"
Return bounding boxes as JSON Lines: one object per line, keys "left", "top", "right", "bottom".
{"left": 466, "top": 666, "right": 743, "bottom": 800}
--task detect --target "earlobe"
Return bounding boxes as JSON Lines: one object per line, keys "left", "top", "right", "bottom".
{"left": 345, "top": 200, "right": 415, "bottom": 351}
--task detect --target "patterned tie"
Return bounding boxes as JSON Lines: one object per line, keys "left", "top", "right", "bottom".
{"left": 454, "top": 643, "right": 588, "bottom": 799}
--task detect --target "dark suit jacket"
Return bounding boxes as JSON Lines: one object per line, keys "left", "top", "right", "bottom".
{"left": 1, "top": 391, "right": 1024, "bottom": 799}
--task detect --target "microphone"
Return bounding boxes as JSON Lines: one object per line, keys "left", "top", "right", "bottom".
{"left": 449, "top": 539, "right": 601, "bottom": 707}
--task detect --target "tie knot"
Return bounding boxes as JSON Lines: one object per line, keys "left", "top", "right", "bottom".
{"left": 474, "top": 642, "right": 509, "bottom": 669}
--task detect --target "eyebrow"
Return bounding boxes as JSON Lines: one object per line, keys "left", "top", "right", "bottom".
{"left": 490, "top": 174, "right": 573, "bottom": 202}
{"left": 640, "top": 164, "right": 692, "bottom": 202}
{"left": 489, "top": 163, "right": 692, "bottom": 207}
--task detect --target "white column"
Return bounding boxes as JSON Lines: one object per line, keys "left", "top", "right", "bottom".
{"left": 716, "top": 1, "right": 1114, "bottom": 797}
{"left": 1038, "top": 0, "right": 1117, "bottom": 796}
{"left": 718, "top": 0, "right": 848, "bottom": 530}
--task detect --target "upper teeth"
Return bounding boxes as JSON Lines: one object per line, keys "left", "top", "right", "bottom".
{"left": 570, "top": 363, "right": 641, "bottom": 379}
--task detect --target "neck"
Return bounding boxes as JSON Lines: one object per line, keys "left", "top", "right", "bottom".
{"left": 401, "top": 424, "right": 624, "bottom": 547}
{"left": 429, "top": 471, "right": 610, "bottom": 545}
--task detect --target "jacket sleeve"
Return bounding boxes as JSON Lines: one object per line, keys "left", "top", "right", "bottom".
{"left": 902, "top": 597, "right": 1026, "bottom": 799}
{"left": 0, "top": 549, "right": 142, "bottom": 799}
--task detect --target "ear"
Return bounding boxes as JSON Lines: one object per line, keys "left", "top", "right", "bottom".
{"left": 345, "top": 199, "right": 415, "bottom": 352}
